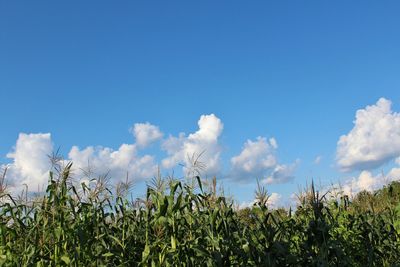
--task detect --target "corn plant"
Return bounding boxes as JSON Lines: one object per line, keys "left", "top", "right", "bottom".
{"left": 1, "top": 162, "right": 400, "bottom": 266}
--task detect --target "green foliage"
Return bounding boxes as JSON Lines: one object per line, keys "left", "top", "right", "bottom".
{"left": 1, "top": 163, "right": 400, "bottom": 266}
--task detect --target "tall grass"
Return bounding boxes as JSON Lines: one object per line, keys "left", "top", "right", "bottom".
{"left": 1, "top": 162, "right": 400, "bottom": 266}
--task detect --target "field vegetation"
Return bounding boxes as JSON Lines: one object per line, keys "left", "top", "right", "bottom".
{"left": 1, "top": 161, "right": 400, "bottom": 266}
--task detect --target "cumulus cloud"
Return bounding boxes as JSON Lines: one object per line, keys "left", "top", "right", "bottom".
{"left": 340, "top": 171, "right": 380, "bottom": 196}
{"left": 337, "top": 166, "right": 400, "bottom": 197}
{"left": 263, "top": 161, "right": 298, "bottom": 185}
{"left": 387, "top": 167, "right": 400, "bottom": 182}
{"left": 3, "top": 114, "right": 299, "bottom": 195}
{"left": 336, "top": 98, "right": 400, "bottom": 172}
{"left": 3, "top": 127, "right": 159, "bottom": 193}
{"left": 268, "top": 192, "right": 282, "bottom": 208}
{"left": 230, "top": 137, "right": 278, "bottom": 180}
{"left": 68, "top": 143, "right": 157, "bottom": 182}
{"left": 3, "top": 133, "right": 53, "bottom": 192}
{"left": 230, "top": 136, "right": 297, "bottom": 183}
{"left": 131, "top": 122, "right": 163, "bottom": 147}
{"left": 4, "top": 116, "right": 222, "bottom": 193}
{"left": 161, "top": 114, "right": 223, "bottom": 176}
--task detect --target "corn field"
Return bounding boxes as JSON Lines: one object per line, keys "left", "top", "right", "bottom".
{"left": 1, "top": 163, "right": 400, "bottom": 266}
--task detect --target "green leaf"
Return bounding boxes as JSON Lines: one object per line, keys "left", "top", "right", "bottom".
{"left": 102, "top": 252, "right": 114, "bottom": 257}
{"left": 61, "top": 255, "right": 71, "bottom": 264}
{"left": 142, "top": 244, "right": 150, "bottom": 260}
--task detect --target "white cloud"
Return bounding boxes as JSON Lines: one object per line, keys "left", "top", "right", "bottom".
{"left": 268, "top": 192, "right": 282, "bottom": 208}
{"left": 4, "top": 116, "right": 222, "bottom": 193}
{"left": 161, "top": 133, "right": 186, "bottom": 169}
{"left": 336, "top": 98, "right": 400, "bottom": 172}
{"left": 269, "top": 138, "right": 278, "bottom": 149}
{"left": 230, "top": 137, "right": 277, "bottom": 180}
{"left": 68, "top": 144, "right": 157, "bottom": 182}
{"left": 387, "top": 167, "right": 400, "bottom": 182}
{"left": 2, "top": 115, "right": 300, "bottom": 196}
{"left": 131, "top": 122, "right": 163, "bottom": 147}
{"left": 395, "top": 157, "right": 400, "bottom": 165}
{"left": 341, "top": 171, "right": 379, "bottom": 196}
{"left": 161, "top": 114, "right": 223, "bottom": 176}
{"left": 314, "top": 156, "right": 322, "bottom": 165}
{"left": 230, "top": 136, "right": 297, "bottom": 183}
{"left": 338, "top": 166, "right": 400, "bottom": 197}
{"left": 4, "top": 133, "right": 53, "bottom": 192}
{"left": 3, "top": 130, "right": 159, "bottom": 193}
{"left": 238, "top": 201, "right": 253, "bottom": 209}
{"left": 263, "top": 161, "right": 298, "bottom": 184}
{"left": 238, "top": 192, "right": 282, "bottom": 209}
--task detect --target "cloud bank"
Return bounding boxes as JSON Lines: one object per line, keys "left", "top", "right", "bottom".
{"left": 339, "top": 164, "right": 400, "bottom": 197}
{"left": 337, "top": 98, "right": 400, "bottom": 172}
{"left": 68, "top": 144, "right": 157, "bottom": 182}
{"left": 1, "top": 114, "right": 298, "bottom": 194}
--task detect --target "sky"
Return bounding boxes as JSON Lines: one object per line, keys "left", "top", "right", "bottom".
{"left": 1, "top": 1, "right": 400, "bottom": 207}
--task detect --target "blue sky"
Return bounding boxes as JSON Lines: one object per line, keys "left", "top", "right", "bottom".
{"left": 1, "top": 1, "right": 400, "bottom": 206}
